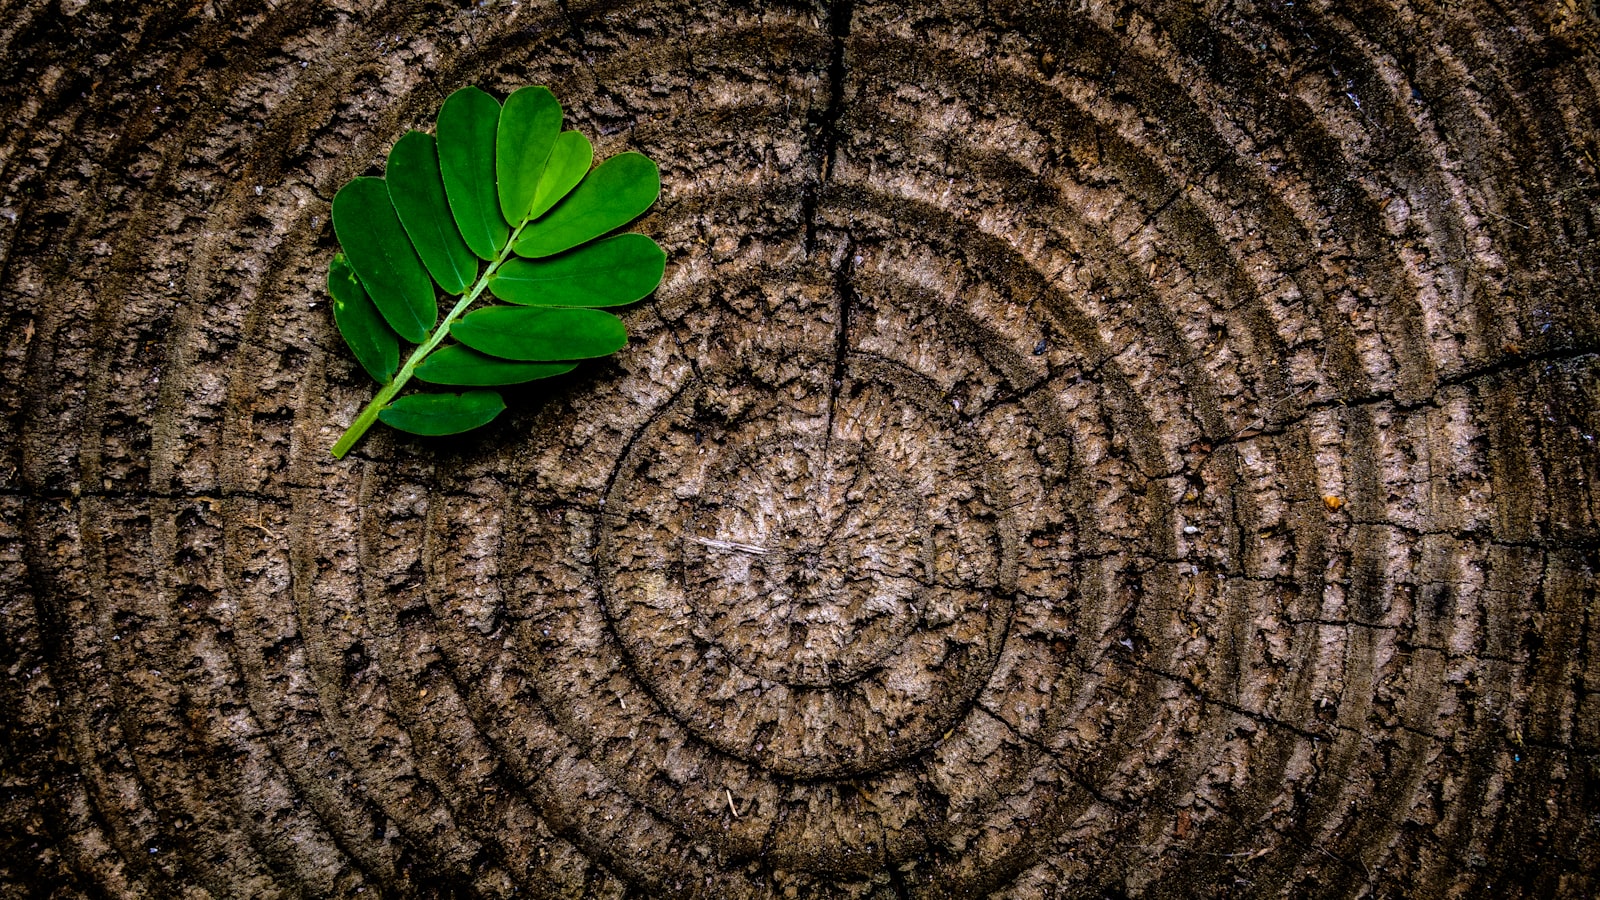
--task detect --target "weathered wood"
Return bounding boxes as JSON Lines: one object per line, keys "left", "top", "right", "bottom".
{"left": 2, "top": 0, "right": 1597, "bottom": 897}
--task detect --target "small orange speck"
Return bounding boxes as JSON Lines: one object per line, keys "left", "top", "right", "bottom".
{"left": 1323, "top": 496, "right": 1344, "bottom": 511}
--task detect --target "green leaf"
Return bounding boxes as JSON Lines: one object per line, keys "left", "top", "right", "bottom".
{"left": 496, "top": 86, "right": 562, "bottom": 224}
{"left": 327, "top": 85, "right": 667, "bottom": 458}
{"left": 437, "top": 86, "right": 509, "bottom": 260}
{"left": 488, "top": 233, "right": 665, "bottom": 307}
{"left": 327, "top": 252, "right": 399, "bottom": 382}
{"left": 332, "top": 176, "right": 436, "bottom": 343}
{"left": 452, "top": 306, "right": 628, "bottom": 361}
{"left": 387, "top": 131, "right": 478, "bottom": 295}
{"left": 415, "top": 344, "right": 578, "bottom": 386}
{"left": 378, "top": 390, "right": 506, "bottom": 435}
{"left": 514, "top": 152, "right": 660, "bottom": 258}
{"left": 526, "top": 130, "right": 592, "bottom": 221}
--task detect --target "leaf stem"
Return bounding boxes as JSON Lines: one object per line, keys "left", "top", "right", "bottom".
{"left": 331, "top": 223, "right": 528, "bottom": 458}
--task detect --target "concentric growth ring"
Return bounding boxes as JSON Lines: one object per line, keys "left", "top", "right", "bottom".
{"left": 597, "top": 350, "right": 1016, "bottom": 778}
{"left": 2, "top": 1, "right": 1596, "bottom": 898}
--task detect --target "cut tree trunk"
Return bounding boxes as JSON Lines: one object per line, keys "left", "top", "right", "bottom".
{"left": 2, "top": 1, "right": 1598, "bottom": 897}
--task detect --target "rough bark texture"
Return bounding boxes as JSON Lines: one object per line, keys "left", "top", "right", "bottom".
{"left": 2, "top": 1, "right": 1599, "bottom": 897}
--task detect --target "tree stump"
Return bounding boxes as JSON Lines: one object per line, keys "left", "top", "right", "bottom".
{"left": 2, "top": 1, "right": 1597, "bottom": 897}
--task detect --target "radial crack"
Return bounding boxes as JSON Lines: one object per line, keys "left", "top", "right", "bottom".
{"left": 824, "top": 238, "right": 856, "bottom": 449}
{"left": 801, "top": 0, "right": 853, "bottom": 255}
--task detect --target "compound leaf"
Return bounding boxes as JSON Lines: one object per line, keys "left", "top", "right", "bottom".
{"left": 328, "top": 85, "right": 666, "bottom": 456}
{"left": 415, "top": 344, "right": 578, "bottom": 386}
{"left": 327, "top": 253, "right": 399, "bottom": 382}
{"left": 513, "top": 151, "right": 659, "bottom": 258}
{"left": 332, "top": 176, "right": 435, "bottom": 343}
{"left": 452, "top": 306, "right": 627, "bottom": 361}
{"left": 489, "top": 233, "right": 665, "bottom": 307}
{"left": 437, "top": 86, "right": 509, "bottom": 260}
{"left": 496, "top": 86, "right": 562, "bottom": 224}
{"left": 378, "top": 390, "right": 506, "bottom": 435}
{"left": 388, "top": 131, "right": 478, "bottom": 295}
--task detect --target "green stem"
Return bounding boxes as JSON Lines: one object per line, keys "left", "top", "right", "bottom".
{"left": 331, "top": 224, "right": 528, "bottom": 458}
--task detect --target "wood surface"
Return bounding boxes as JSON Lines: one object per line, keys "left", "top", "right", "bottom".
{"left": 2, "top": 1, "right": 1597, "bottom": 896}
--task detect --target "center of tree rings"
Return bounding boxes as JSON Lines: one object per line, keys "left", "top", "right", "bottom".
{"left": 598, "top": 352, "right": 1017, "bottom": 778}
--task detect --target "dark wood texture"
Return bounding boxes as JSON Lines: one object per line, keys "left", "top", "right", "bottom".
{"left": 2, "top": 1, "right": 1598, "bottom": 897}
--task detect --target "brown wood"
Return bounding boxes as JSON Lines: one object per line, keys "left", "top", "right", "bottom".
{"left": 2, "top": 1, "right": 1597, "bottom": 897}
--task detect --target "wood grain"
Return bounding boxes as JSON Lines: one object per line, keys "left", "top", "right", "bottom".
{"left": 1, "top": 0, "right": 1597, "bottom": 897}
